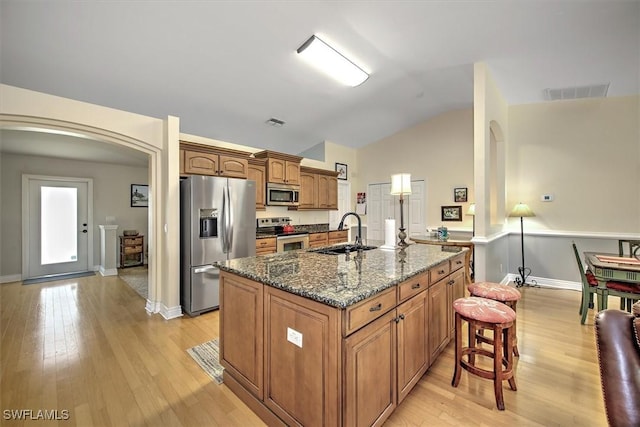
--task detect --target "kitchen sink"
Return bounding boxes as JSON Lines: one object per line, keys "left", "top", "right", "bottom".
{"left": 310, "top": 244, "right": 378, "bottom": 255}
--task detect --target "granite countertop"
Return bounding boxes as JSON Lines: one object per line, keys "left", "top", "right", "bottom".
{"left": 218, "top": 242, "right": 467, "bottom": 309}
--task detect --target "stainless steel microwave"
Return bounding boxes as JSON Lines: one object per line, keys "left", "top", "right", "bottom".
{"left": 267, "top": 183, "right": 299, "bottom": 206}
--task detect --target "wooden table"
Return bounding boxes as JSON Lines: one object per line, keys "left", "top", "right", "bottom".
{"left": 584, "top": 252, "right": 640, "bottom": 310}
{"left": 411, "top": 235, "right": 474, "bottom": 283}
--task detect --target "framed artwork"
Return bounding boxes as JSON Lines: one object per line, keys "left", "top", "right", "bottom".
{"left": 441, "top": 205, "right": 462, "bottom": 221}
{"left": 454, "top": 187, "right": 468, "bottom": 202}
{"left": 131, "top": 184, "right": 149, "bottom": 208}
{"left": 335, "top": 163, "right": 348, "bottom": 180}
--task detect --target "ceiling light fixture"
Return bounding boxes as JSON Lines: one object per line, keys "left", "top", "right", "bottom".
{"left": 296, "top": 35, "right": 369, "bottom": 87}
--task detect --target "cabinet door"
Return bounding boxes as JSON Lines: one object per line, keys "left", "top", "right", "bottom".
{"left": 285, "top": 161, "right": 300, "bottom": 185}
{"left": 447, "top": 268, "right": 466, "bottom": 338}
{"left": 317, "top": 175, "right": 337, "bottom": 209}
{"left": 299, "top": 172, "right": 317, "bottom": 209}
{"left": 219, "top": 154, "right": 248, "bottom": 178}
{"left": 308, "top": 232, "right": 328, "bottom": 248}
{"left": 184, "top": 150, "right": 219, "bottom": 175}
{"left": 344, "top": 310, "right": 397, "bottom": 427}
{"left": 248, "top": 163, "right": 266, "bottom": 210}
{"left": 264, "top": 287, "right": 340, "bottom": 427}
{"left": 219, "top": 272, "right": 264, "bottom": 399}
{"left": 267, "top": 158, "right": 286, "bottom": 183}
{"left": 397, "top": 290, "right": 429, "bottom": 403}
{"left": 428, "top": 278, "right": 449, "bottom": 363}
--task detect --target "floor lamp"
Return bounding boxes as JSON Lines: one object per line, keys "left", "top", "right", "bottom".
{"left": 391, "top": 173, "right": 411, "bottom": 247}
{"left": 509, "top": 202, "right": 535, "bottom": 287}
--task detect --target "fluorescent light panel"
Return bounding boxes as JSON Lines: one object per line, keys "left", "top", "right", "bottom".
{"left": 297, "top": 35, "right": 368, "bottom": 87}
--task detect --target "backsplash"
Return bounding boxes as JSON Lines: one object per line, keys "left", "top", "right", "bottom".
{"left": 256, "top": 207, "right": 330, "bottom": 225}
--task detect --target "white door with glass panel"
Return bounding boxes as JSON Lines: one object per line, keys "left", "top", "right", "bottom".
{"left": 24, "top": 176, "right": 91, "bottom": 279}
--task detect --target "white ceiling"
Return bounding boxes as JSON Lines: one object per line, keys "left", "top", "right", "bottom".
{"left": 1, "top": 1, "right": 639, "bottom": 161}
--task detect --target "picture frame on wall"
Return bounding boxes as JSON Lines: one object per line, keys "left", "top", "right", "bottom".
{"left": 335, "top": 163, "right": 348, "bottom": 180}
{"left": 454, "top": 187, "right": 468, "bottom": 202}
{"left": 441, "top": 205, "right": 462, "bottom": 221}
{"left": 131, "top": 184, "right": 149, "bottom": 208}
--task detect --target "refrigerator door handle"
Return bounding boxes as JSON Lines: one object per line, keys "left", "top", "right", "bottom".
{"left": 193, "top": 265, "right": 217, "bottom": 274}
{"left": 226, "top": 185, "right": 234, "bottom": 253}
{"left": 221, "top": 184, "right": 229, "bottom": 253}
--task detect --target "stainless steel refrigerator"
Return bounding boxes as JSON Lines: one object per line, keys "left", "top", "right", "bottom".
{"left": 180, "top": 175, "right": 256, "bottom": 316}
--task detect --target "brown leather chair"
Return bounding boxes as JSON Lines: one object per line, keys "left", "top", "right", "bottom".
{"left": 594, "top": 303, "right": 640, "bottom": 426}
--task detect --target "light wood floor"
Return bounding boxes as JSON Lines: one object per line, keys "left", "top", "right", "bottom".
{"left": 1, "top": 275, "right": 609, "bottom": 426}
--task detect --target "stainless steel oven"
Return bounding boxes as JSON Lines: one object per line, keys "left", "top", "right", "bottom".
{"left": 277, "top": 233, "right": 309, "bottom": 252}
{"left": 267, "top": 183, "right": 299, "bottom": 206}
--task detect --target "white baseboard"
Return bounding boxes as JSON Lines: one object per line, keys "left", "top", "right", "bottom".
{"left": 0, "top": 274, "right": 22, "bottom": 284}
{"left": 160, "top": 304, "right": 183, "bottom": 319}
{"left": 505, "top": 274, "right": 581, "bottom": 292}
{"left": 99, "top": 266, "right": 118, "bottom": 276}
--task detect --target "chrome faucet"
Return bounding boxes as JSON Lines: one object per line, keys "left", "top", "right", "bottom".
{"left": 338, "top": 212, "right": 362, "bottom": 248}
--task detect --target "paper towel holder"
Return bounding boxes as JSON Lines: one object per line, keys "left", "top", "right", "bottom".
{"left": 390, "top": 173, "right": 412, "bottom": 247}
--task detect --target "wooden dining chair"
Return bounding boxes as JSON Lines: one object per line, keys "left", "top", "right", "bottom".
{"left": 571, "top": 242, "right": 640, "bottom": 323}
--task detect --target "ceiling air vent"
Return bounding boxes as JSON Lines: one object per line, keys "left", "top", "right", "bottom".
{"left": 543, "top": 83, "right": 609, "bottom": 101}
{"left": 265, "top": 118, "right": 285, "bottom": 127}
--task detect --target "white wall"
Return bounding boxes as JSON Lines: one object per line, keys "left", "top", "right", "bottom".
{"left": 1, "top": 153, "right": 149, "bottom": 277}
{"left": 355, "top": 108, "right": 474, "bottom": 232}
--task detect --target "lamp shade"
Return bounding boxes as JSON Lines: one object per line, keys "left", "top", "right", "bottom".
{"left": 390, "top": 173, "right": 412, "bottom": 195}
{"left": 297, "top": 35, "right": 369, "bottom": 87}
{"left": 466, "top": 203, "right": 476, "bottom": 216}
{"left": 509, "top": 202, "right": 535, "bottom": 218}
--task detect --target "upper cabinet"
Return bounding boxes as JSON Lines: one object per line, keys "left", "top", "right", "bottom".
{"left": 248, "top": 158, "right": 267, "bottom": 210}
{"left": 180, "top": 141, "right": 249, "bottom": 179}
{"left": 293, "top": 166, "right": 339, "bottom": 210}
{"left": 254, "top": 151, "right": 302, "bottom": 185}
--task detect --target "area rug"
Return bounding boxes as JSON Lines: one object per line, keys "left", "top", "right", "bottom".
{"left": 118, "top": 266, "right": 148, "bottom": 299}
{"left": 23, "top": 270, "right": 96, "bottom": 285}
{"left": 187, "top": 339, "right": 224, "bottom": 385}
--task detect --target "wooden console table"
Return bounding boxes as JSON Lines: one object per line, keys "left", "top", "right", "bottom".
{"left": 410, "top": 235, "right": 474, "bottom": 283}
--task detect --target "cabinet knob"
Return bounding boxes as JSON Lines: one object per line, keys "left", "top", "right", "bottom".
{"left": 411, "top": 283, "right": 421, "bottom": 289}
{"left": 399, "top": 314, "right": 405, "bottom": 320}
{"left": 369, "top": 303, "right": 382, "bottom": 312}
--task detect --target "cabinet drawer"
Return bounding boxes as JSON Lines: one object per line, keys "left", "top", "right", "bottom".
{"left": 450, "top": 253, "right": 465, "bottom": 272}
{"left": 124, "top": 245, "right": 143, "bottom": 254}
{"left": 309, "top": 232, "right": 328, "bottom": 243}
{"left": 430, "top": 261, "right": 450, "bottom": 285}
{"left": 343, "top": 287, "right": 396, "bottom": 336}
{"left": 256, "top": 237, "right": 276, "bottom": 249}
{"left": 398, "top": 271, "right": 429, "bottom": 302}
{"left": 124, "top": 237, "right": 143, "bottom": 245}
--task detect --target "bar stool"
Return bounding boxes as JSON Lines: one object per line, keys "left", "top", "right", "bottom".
{"left": 451, "top": 296, "right": 517, "bottom": 411}
{"left": 468, "top": 282, "right": 522, "bottom": 357}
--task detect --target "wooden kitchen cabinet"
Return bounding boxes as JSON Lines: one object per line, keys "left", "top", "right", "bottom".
{"left": 255, "top": 237, "right": 276, "bottom": 255}
{"left": 308, "top": 232, "right": 329, "bottom": 248}
{"left": 219, "top": 273, "right": 264, "bottom": 399}
{"left": 180, "top": 142, "right": 250, "bottom": 179}
{"left": 119, "top": 235, "right": 144, "bottom": 268}
{"left": 298, "top": 171, "right": 317, "bottom": 209}
{"left": 343, "top": 273, "right": 429, "bottom": 426}
{"left": 328, "top": 230, "right": 348, "bottom": 245}
{"left": 264, "top": 287, "right": 340, "bottom": 426}
{"left": 254, "top": 151, "right": 302, "bottom": 185}
{"left": 294, "top": 166, "right": 339, "bottom": 210}
{"left": 428, "top": 254, "right": 466, "bottom": 362}
{"left": 248, "top": 158, "right": 267, "bottom": 210}
{"left": 343, "top": 309, "right": 397, "bottom": 427}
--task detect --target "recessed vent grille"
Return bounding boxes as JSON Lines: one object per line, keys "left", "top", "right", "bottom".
{"left": 543, "top": 83, "right": 609, "bottom": 101}
{"left": 265, "top": 118, "right": 285, "bottom": 127}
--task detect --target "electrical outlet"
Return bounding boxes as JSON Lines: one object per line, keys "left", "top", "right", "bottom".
{"left": 287, "top": 327, "right": 303, "bottom": 348}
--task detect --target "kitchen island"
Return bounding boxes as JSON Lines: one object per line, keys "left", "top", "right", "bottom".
{"left": 218, "top": 243, "right": 468, "bottom": 427}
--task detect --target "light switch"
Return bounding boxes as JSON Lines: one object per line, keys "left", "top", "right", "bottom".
{"left": 287, "top": 327, "right": 303, "bottom": 348}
